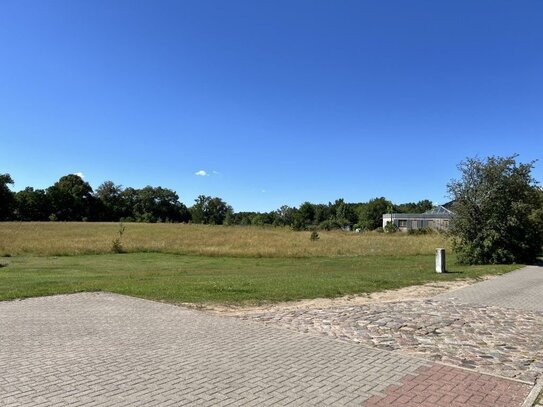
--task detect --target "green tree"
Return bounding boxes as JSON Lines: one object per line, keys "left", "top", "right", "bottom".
{"left": 395, "top": 199, "right": 433, "bottom": 213}
{"left": 14, "top": 187, "right": 51, "bottom": 220}
{"left": 358, "top": 197, "right": 392, "bottom": 230}
{"left": 190, "top": 195, "right": 230, "bottom": 225}
{"left": 223, "top": 208, "right": 235, "bottom": 226}
{"left": 133, "top": 186, "right": 189, "bottom": 223}
{"left": 274, "top": 205, "right": 296, "bottom": 226}
{"left": 119, "top": 187, "right": 139, "bottom": 220}
{"left": 47, "top": 174, "right": 95, "bottom": 221}
{"left": 331, "top": 199, "right": 357, "bottom": 227}
{"left": 294, "top": 201, "right": 316, "bottom": 229}
{"left": 96, "top": 181, "right": 124, "bottom": 221}
{"left": 314, "top": 203, "right": 332, "bottom": 224}
{"left": 448, "top": 155, "right": 543, "bottom": 264}
{"left": 415, "top": 199, "right": 434, "bottom": 213}
{"left": 250, "top": 212, "right": 274, "bottom": 226}
{"left": 0, "top": 173, "right": 15, "bottom": 220}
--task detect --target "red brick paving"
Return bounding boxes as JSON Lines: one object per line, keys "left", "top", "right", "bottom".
{"left": 363, "top": 363, "right": 532, "bottom": 407}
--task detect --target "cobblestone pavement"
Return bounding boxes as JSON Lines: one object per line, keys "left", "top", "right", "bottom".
{"left": 0, "top": 293, "right": 532, "bottom": 406}
{"left": 240, "top": 299, "right": 543, "bottom": 384}
{"left": 434, "top": 265, "right": 543, "bottom": 311}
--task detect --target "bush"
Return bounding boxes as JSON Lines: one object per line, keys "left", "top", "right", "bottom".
{"left": 310, "top": 230, "right": 320, "bottom": 241}
{"left": 317, "top": 219, "right": 344, "bottom": 231}
{"left": 383, "top": 222, "right": 398, "bottom": 233}
{"left": 291, "top": 217, "right": 305, "bottom": 231}
{"left": 407, "top": 227, "right": 434, "bottom": 235}
{"left": 111, "top": 223, "right": 126, "bottom": 253}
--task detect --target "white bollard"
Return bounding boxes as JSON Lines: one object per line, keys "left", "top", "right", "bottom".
{"left": 435, "top": 248, "right": 446, "bottom": 273}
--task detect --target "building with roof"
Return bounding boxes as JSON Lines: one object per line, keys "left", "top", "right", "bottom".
{"left": 382, "top": 203, "right": 454, "bottom": 232}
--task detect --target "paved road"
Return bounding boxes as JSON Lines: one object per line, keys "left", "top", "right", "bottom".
{"left": 1, "top": 268, "right": 538, "bottom": 407}
{"left": 434, "top": 265, "right": 543, "bottom": 311}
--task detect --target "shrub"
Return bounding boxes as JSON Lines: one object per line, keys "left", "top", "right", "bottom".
{"left": 310, "top": 229, "right": 320, "bottom": 241}
{"left": 318, "top": 219, "right": 342, "bottom": 231}
{"left": 407, "top": 227, "right": 434, "bottom": 235}
{"left": 111, "top": 223, "right": 126, "bottom": 253}
{"left": 383, "top": 221, "right": 398, "bottom": 233}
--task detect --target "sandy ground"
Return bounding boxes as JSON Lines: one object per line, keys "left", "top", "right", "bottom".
{"left": 182, "top": 275, "right": 498, "bottom": 316}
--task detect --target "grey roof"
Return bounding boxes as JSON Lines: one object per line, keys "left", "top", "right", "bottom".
{"left": 386, "top": 213, "right": 452, "bottom": 219}
{"left": 424, "top": 205, "right": 454, "bottom": 215}
{"left": 383, "top": 204, "right": 454, "bottom": 220}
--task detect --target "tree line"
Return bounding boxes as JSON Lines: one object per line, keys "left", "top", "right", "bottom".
{"left": 0, "top": 173, "right": 432, "bottom": 230}
{"left": 1, "top": 154, "right": 542, "bottom": 265}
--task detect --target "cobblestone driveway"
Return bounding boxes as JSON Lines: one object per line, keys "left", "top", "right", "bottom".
{"left": 242, "top": 299, "right": 543, "bottom": 383}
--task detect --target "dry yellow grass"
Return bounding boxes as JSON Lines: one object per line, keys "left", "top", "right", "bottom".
{"left": 0, "top": 222, "right": 451, "bottom": 257}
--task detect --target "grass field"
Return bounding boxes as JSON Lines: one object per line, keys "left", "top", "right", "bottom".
{"left": 0, "top": 222, "right": 521, "bottom": 305}
{"left": 0, "top": 222, "right": 451, "bottom": 257}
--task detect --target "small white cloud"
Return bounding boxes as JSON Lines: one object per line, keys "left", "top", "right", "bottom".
{"left": 73, "top": 172, "right": 85, "bottom": 178}
{"left": 195, "top": 170, "right": 208, "bottom": 177}
{"left": 212, "top": 170, "right": 221, "bottom": 175}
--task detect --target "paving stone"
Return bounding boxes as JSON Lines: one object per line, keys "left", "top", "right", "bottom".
{"left": 434, "top": 265, "right": 543, "bottom": 312}
{"left": 363, "top": 363, "right": 531, "bottom": 406}
{"left": 0, "top": 292, "right": 430, "bottom": 406}
{"left": 241, "top": 299, "right": 543, "bottom": 383}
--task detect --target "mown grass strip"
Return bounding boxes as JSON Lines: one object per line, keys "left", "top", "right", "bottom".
{"left": 0, "top": 253, "right": 520, "bottom": 305}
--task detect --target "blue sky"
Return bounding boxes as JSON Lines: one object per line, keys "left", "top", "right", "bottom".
{"left": 1, "top": 1, "right": 542, "bottom": 212}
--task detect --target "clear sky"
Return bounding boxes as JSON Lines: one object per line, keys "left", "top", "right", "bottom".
{"left": 1, "top": 1, "right": 542, "bottom": 212}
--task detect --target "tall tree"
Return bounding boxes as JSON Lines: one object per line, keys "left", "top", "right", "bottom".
{"left": 133, "top": 186, "right": 189, "bottom": 222}
{"left": 295, "top": 201, "right": 316, "bottom": 229}
{"left": 96, "top": 181, "right": 124, "bottom": 221}
{"left": 47, "top": 174, "right": 96, "bottom": 221}
{"left": 14, "top": 187, "right": 51, "bottom": 220}
{"left": 395, "top": 199, "right": 433, "bottom": 213}
{"left": 314, "top": 203, "right": 332, "bottom": 224}
{"left": 332, "top": 198, "right": 357, "bottom": 226}
{"left": 274, "top": 205, "right": 296, "bottom": 226}
{"left": 120, "top": 187, "right": 139, "bottom": 220}
{"left": 0, "top": 173, "right": 16, "bottom": 220}
{"left": 358, "top": 197, "right": 392, "bottom": 230}
{"left": 448, "top": 155, "right": 543, "bottom": 264}
{"left": 190, "top": 195, "right": 230, "bottom": 225}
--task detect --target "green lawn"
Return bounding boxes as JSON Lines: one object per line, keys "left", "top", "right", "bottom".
{"left": 0, "top": 253, "right": 520, "bottom": 305}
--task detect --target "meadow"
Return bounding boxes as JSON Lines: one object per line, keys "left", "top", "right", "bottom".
{"left": 0, "top": 222, "right": 520, "bottom": 305}
{"left": 0, "top": 222, "right": 451, "bottom": 257}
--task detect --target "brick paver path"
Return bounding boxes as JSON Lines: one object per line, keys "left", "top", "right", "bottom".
{"left": 1, "top": 293, "right": 429, "bottom": 406}
{"left": 0, "top": 292, "right": 534, "bottom": 406}
{"left": 363, "top": 364, "right": 530, "bottom": 407}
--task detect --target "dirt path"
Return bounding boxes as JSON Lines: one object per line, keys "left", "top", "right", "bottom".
{"left": 187, "top": 275, "right": 498, "bottom": 316}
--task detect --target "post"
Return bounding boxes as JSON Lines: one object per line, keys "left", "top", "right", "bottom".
{"left": 435, "top": 248, "right": 446, "bottom": 273}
